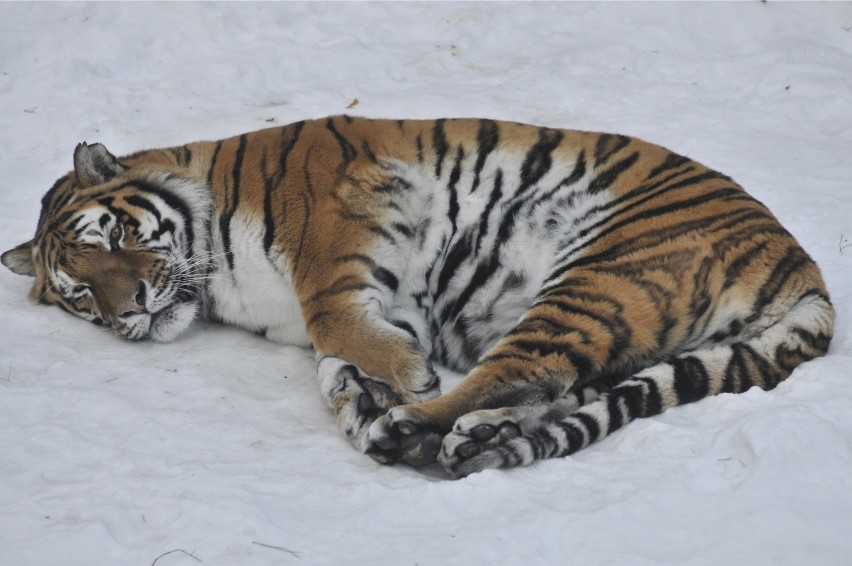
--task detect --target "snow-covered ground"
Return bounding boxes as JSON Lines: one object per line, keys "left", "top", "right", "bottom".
{"left": 1, "top": 3, "right": 851, "bottom": 565}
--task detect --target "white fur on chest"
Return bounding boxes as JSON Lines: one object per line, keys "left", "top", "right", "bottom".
{"left": 208, "top": 216, "right": 311, "bottom": 347}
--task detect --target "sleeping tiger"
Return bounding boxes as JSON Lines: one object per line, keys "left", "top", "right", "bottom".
{"left": 2, "top": 116, "right": 834, "bottom": 477}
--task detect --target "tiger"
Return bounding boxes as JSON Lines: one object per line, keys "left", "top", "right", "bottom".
{"left": 2, "top": 116, "right": 834, "bottom": 477}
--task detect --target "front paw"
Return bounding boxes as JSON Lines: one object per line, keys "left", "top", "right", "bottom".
{"left": 317, "top": 357, "right": 402, "bottom": 451}
{"left": 366, "top": 406, "right": 445, "bottom": 467}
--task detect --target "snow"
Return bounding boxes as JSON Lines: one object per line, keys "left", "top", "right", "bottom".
{"left": 1, "top": 2, "right": 851, "bottom": 565}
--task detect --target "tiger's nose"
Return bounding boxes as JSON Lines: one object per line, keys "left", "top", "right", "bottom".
{"left": 119, "top": 281, "right": 148, "bottom": 317}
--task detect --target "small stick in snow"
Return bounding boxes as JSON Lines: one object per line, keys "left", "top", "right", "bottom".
{"left": 252, "top": 541, "right": 302, "bottom": 559}
{"left": 840, "top": 234, "right": 851, "bottom": 253}
{"left": 150, "top": 549, "right": 202, "bottom": 565}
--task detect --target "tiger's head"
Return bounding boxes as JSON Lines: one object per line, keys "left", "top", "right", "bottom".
{"left": 2, "top": 143, "right": 211, "bottom": 342}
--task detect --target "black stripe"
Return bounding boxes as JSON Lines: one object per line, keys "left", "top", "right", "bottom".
{"left": 722, "top": 240, "right": 770, "bottom": 289}
{"left": 573, "top": 411, "right": 601, "bottom": 444}
{"left": 291, "top": 151, "right": 314, "bottom": 273}
{"left": 574, "top": 167, "right": 709, "bottom": 229}
{"left": 506, "top": 319, "right": 592, "bottom": 344}
{"left": 221, "top": 134, "right": 248, "bottom": 271}
{"left": 534, "top": 290, "right": 632, "bottom": 360}
{"left": 308, "top": 276, "right": 377, "bottom": 304}
{"left": 634, "top": 376, "right": 663, "bottom": 416}
{"left": 415, "top": 134, "right": 424, "bottom": 164}
{"left": 533, "top": 150, "right": 587, "bottom": 206}
{"left": 556, "top": 420, "right": 586, "bottom": 455}
{"left": 436, "top": 232, "right": 473, "bottom": 298}
{"left": 392, "top": 222, "right": 414, "bottom": 238}
{"left": 646, "top": 152, "right": 690, "bottom": 180}
{"left": 67, "top": 215, "right": 87, "bottom": 235}
{"left": 124, "top": 194, "right": 174, "bottom": 241}
{"left": 587, "top": 151, "right": 640, "bottom": 195}
{"left": 263, "top": 122, "right": 304, "bottom": 254}
{"left": 446, "top": 146, "right": 464, "bottom": 233}
{"left": 548, "top": 188, "right": 746, "bottom": 281}
{"left": 367, "top": 225, "right": 396, "bottom": 245}
{"left": 474, "top": 168, "right": 504, "bottom": 254}
{"left": 594, "top": 134, "right": 630, "bottom": 166}
{"left": 496, "top": 199, "right": 525, "bottom": 245}
{"left": 672, "top": 356, "right": 710, "bottom": 404}
{"left": 326, "top": 117, "right": 358, "bottom": 173}
{"left": 432, "top": 119, "right": 449, "bottom": 178}
{"left": 504, "top": 338, "right": 594, "bottom": 378}
{"left": 124, "top": 195, "right": 163, "bottom": 221}
{"left": 723, "top": 344, "right": 749, "bottom": 393}
{"left": 169, "top": 147, "right": 192, "bottom": 167}
{"left": 206, "top": 141, "right": 223, "bottom": 189}
{"left": 751, "top": 246, "right": 811, "bottom": 314}
{"left": 742, "top": 343, "right": 781, "bottom": 388}
{"left": 517, "top": 128, "right": 564, "bottom": 196}
{"left": 471, "top": 119, "right": 499, "bottom": 193}
{"left": 606, "top": 386, "right": 629, "bottom": 432}
{"left": 688, "top": 257, "right": 714, "bottom": 322}
{"left": 791, "top": 326, "right": 831, "bottom": 354}
{"left": 362, "top": 141, "right": 378, "bottom": 163}
{"left": 372, "top": 267, "right": 399, "bottom": 292}
{"left": 523, "top": 299, "right": 624, "bottom": 348}
{"left": 440, "top": 252, "right": 500, "bottom": 323}
{"left": 50, "top": 210, "right": 76, "bottom": 232}
{"left": 114, "top": 178, "right": 195, "bottom": 259}
{"left": 511, "top": 314, "right": 575, "bottom": 335}
{"left": 375, "top": 177, "right": 414, "bottom": 194}
{"left": 391, "top": 319, "right": 418, "bottom": 340}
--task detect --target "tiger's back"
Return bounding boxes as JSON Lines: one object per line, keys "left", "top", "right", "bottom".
{"left": 2, "top": 116, "right": 833, "bottom": 476}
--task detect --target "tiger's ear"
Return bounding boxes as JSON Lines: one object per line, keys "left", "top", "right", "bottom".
{"left": 1, "top": 241, "right": 35, "bottom": 277}
{"left": 73, "top": 142, "right": 127, "bottom": 188}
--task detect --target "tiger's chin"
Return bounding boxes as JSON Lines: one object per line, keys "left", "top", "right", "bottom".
{"left": 146, "top": 301, "right": 200, "bottom": 343}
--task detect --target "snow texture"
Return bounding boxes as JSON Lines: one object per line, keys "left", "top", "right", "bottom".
{"left": 1, "top": 3, "right": 851, "bottom": 565}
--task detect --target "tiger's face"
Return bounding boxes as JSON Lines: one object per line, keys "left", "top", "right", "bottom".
{"left": 2, "top": 143, "right": 210, "bottom": 342}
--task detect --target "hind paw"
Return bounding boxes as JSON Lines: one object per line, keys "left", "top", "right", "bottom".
{"left": 365, "top": 405, "right": 445, "bottom": 467}
{"left": 439, "top": 407, "right": 537, "bottom": 477}
{"left": 317, "top": 357, "right": 402, "bottom": 452}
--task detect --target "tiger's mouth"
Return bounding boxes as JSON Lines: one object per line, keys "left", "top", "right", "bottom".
{"left": 146, "top": 299, "right": 200, "bottom": 342}
{"left": 119, "top": 282, "right": 202, "bottom": 343}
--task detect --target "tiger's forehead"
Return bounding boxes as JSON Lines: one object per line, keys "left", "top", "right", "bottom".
{"left": 45, "top": 200, "right": 113, "bottom": 239}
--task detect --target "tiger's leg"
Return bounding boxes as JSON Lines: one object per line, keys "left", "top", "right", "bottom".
{"left": 440, "top": 292, "right": 833, "bottom": 476}
{"left": 312, "top": 298, "right": 439, "bottom": 454}
{"left": 368, "top": 290, "right": 833, "bottom": 470}
{"left": 365, "top": 296, "right": 620, "bottom": 465}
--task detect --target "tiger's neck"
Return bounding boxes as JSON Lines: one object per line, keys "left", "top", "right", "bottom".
{"left": 121, "top": 134, "right": 313, "bottom": 345}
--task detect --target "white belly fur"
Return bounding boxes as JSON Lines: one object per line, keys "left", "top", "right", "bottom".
{"left": 208, "top": 216, "right": 311, "bottom": 347}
